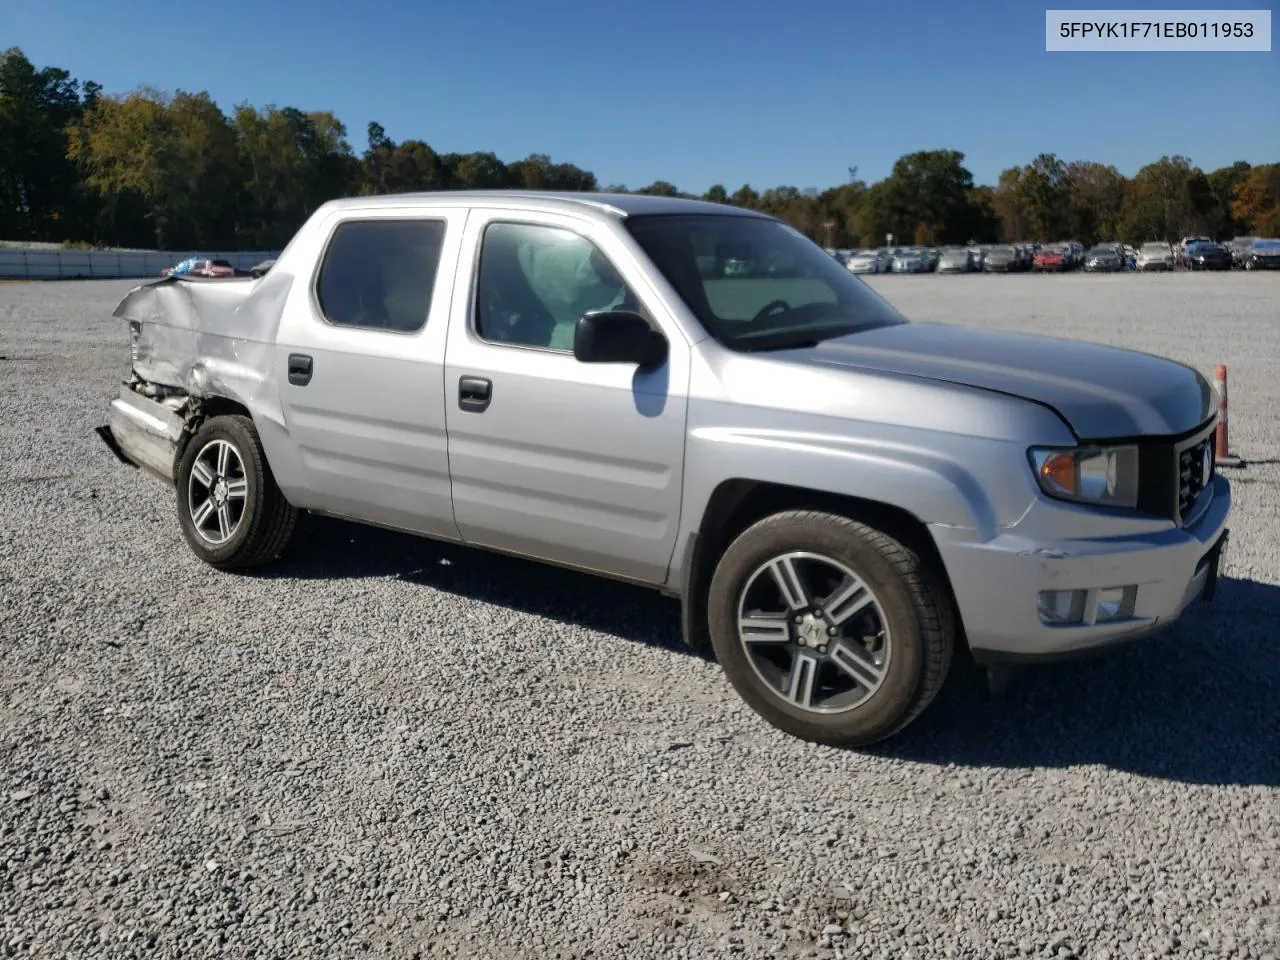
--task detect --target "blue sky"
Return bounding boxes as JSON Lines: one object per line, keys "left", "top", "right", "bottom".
{"left": 3, "top": 0, "right": 1276, "bottom": 193}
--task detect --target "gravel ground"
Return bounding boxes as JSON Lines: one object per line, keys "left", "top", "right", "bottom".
{"left": 1, "top": 274, "right": 1277, "bottom": 959}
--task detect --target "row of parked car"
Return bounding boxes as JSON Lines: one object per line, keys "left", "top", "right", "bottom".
{"left": 831, "top": 236, "right": 1280, "bottom": 275}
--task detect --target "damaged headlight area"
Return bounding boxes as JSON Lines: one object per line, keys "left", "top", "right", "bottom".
{"left": 1028, "top": 444, "right": 1139, "bottom": 509}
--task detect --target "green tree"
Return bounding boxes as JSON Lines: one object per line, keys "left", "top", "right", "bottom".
{"left": 235, "top": 105, "right": 356, "bottom": 246}
{"left": 859, "top": 150, "right": 983, "bottom": 245}
{"left": 1062, "top": 161, "right": 1126, "bottom": 245}
{"left": 1118, "top": 155, "right": 1220, "bottom": 244}
{"left": 0, "top": 47, "right": 93, "bottom": 241}
{"left": 636, "top": 180, "right": 681, "bottom": 196}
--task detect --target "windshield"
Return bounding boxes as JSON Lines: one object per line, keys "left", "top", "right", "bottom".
{"left": 1254, "top": 240, "right": 1280, "bottom": 250}
{"left": 625, "top": 214, "right": 907, "bottom": 352}
{"left": 1141, "top": 243, "right": 1169, "bottom": 251}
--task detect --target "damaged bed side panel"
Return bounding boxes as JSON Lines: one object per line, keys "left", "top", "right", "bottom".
{"left": 106, "top": 271, "right": 297, "bottom": 484}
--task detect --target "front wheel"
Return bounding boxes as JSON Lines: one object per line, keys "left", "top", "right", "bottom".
{"left": 175, "top": 414, "right": 298, "bottom": 570}
{"left": 707, "top": 510, "right": 955, "bottom": 747}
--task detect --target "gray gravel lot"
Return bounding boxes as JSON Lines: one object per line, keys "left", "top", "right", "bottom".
{"left": 2, "top": 274, "right": 1277, "bottom": 959}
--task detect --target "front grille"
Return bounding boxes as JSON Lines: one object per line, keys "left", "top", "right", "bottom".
{"left": 1178, "top": 438, "right": 1213, "bottom": 522}
{"left": 1132, "top": 419, "right": 1216, "bottom": 524}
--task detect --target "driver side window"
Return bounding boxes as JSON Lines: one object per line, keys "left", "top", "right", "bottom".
{"left": 475, "top": 221, "right": 640, "bottom": 351}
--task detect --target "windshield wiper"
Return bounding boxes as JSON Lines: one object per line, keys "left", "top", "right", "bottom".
{"left": 732, "top": 325, "right": 861, "bottom": 352}
{"left": 735, "top": 335, "right": 823, "bottom": 352}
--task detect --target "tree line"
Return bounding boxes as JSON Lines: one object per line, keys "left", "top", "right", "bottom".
{"left": 2, "top": 46, "right": 1277, "bottom": 252}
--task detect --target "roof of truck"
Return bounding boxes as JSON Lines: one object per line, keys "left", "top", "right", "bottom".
{"left": 317, "top": 190, "right": 771, "bottom": 220}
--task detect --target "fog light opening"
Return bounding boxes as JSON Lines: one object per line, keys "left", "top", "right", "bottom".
{"left": 1096, "top": 585, "right": 1137, "bottom": 622}
{"left": 1038, "top": 589, "right": 1086, "bottom": 625}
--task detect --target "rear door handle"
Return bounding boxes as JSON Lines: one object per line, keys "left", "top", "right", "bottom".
{"left": 288, "top": 353, "right": 313, "bottom": 386}
{"left": 458, "top": 376, "right": 492, "bottom": 413}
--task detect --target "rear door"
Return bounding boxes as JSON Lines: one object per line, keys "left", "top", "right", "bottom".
{"left": 442, "top": 207, "right": 691, "bottom": 585}
{"left": 273, "top": 207, "right": 466, "bottom": 540}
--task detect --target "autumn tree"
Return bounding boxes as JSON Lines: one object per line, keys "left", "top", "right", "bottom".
{"left": 1232, "top": 164, "right": 1280, "bottom": 236}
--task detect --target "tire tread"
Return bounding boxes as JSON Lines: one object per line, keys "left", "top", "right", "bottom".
{"left": 177, "top": 414, "right": 297, "bottom": 570}
{"left": 708, "top": 508, "right": 956, "bottom": 746}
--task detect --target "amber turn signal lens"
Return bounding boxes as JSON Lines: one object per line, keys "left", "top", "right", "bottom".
{"left": 1038, "top": 452, "right": 1078, "bottom": 496}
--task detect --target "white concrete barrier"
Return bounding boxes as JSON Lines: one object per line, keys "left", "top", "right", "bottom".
{"left": 0, "top": 249, "right": 280, "bottom": 280}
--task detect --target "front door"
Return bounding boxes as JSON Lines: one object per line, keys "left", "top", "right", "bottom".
{"left": 273, "top": 208, "right": 465, "bottom": 540}
{"left": 443, "top": 208, "right": 690, "bottom": 585}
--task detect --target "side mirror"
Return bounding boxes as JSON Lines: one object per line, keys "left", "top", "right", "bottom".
{"left": 573, "top": 310, "right": 667, "bottom": 368}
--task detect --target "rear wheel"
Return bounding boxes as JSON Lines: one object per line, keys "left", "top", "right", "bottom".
{"left": 175, "top": 414, "right": 297, "bottom": 570}
{"left": 707, "top": 510, "right": 955, "bottom": 747}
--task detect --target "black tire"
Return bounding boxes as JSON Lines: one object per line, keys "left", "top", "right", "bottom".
{"left": 175, "top": 414, "right": 298, "bottom": 570}
{"left": 707, "top": 510, "right": 955, "bottom": 747}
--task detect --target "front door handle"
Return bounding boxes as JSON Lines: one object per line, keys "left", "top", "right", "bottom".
{"left": 458, "top": 376, "right": 492, "bottom": 413}
{"left": 287, "top": 353, "right": 313, "bottom": 386}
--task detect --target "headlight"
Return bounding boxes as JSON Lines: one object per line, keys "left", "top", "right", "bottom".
{"left": 1028, "top": 445, "right": 1139, "bottom": 508}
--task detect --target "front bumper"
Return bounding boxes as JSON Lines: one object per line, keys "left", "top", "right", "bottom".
{"left": 933, "top": 474, "right": 1232, "bottom": 662}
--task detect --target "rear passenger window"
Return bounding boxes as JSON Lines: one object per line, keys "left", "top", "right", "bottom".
{"left": 316, "top": 219, "right": 446, "bottom": 333}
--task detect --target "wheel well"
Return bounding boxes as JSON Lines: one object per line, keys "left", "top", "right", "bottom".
{"left": 176, "top": 396, "right": 253, "bottom": 462}
{"left": 682, "top": 479, "right": 962, "bottom": 652}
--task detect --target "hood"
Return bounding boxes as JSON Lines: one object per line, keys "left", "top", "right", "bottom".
{"left": 783, "top": 322, "right": 1215, "bottom": 439}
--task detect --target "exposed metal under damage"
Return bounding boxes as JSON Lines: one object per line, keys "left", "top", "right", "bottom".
{"left": 97, "top": 271, "right": 290, "bottom": 484}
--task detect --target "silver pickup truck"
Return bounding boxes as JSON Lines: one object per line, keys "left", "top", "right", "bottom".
{"left": 99, "top": 191, "right": 1231, "bottom": 747}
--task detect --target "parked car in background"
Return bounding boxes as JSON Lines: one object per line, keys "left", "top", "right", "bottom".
{"left": 1176, "top": 236, "right": 1213, "bottom": 268}
{"left": 1185, "top": 241, "right": 1233, "bottom": 271}
{"left": 161, "top": 257, "right": 239, "bottom": 278}
{"left": 1083, "top": 244, "right": 1126, "bottom": 272}
{"left": 982, "top": 245, "right": 1018, "bottom": 272}
{"left": 846, "top": 249, "right": 890, "bottom": 274}
{"left": 1227, "top": 237, "right": 1257, "bottom": 268}
{"left": 249, "top": 259, "right": 276, "bottom": 278}
{"left": 98, "top": 189, "right": 1233, "bottom": 749}
{"left": 891, "top": 248, "right": 932, "bottom": 273}
{"left": 1032, "top": 244, "right": 1070, "bottom": 272}
{"left": 1136, "top": 242, "right": 1175, "bottom": 271}
{"left": 966, "top": 245, "right": 987, "bottom": 271}
{"left": 937, "top": 247, "right": 976, "bottom": 273}
{"left": 1243, "top": 238, "right": 1280, "bottom": 270}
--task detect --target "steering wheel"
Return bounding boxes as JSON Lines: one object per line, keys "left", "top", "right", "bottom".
{"left": 751, "top": 299, "right": 791, "bottom": 323}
